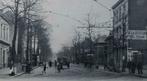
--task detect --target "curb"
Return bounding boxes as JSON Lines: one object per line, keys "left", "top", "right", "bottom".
{"left": 102, "top": 69, "right": 147, "bottom": 78}
{"left": 10, "top": 66, "right": 40, "bottom": 78}
{"left": 135, "top": 74, "right": 147, "bottom": 78}
{"left": 13, "top": 72, "right": 25, "bottom": 77}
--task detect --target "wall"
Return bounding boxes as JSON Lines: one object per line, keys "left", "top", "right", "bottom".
{"left": 128, "top": 0, "right": 147, "bottom": 64}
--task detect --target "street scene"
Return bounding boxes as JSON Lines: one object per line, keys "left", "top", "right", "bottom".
{"left": 0, "top": 0, "right": 147, "bottom": 81}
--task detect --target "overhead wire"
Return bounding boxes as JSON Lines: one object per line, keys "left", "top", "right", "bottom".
{"left": 93, "top": 0, "right": 111, "bottom": 11}
{"left": 48, "top": 11, "right": 86, "bottom": 25}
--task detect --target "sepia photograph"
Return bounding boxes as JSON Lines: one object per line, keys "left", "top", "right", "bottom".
{"left": 0, "top": 0, "right": 147, "bottom": 81}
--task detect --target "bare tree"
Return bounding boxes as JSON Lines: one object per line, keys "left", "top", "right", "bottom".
{"left": 72, "top": 30, "right": 82, "bottom": 63}
{"left": 34, "top": 20, "right": 52, "bottom": 63}
{"left": 0, "top": 0, "right": 44, "bottom": 74}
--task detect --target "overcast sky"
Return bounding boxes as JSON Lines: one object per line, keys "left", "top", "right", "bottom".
{"left": 41, "top": 0, "right": 118, "bottom": 53}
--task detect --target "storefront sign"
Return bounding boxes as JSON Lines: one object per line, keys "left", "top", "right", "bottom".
{"left": 127, "top": 30, "right": 147, "bottom": 40}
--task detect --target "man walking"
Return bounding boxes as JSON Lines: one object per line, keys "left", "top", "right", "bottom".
{"left": 54, "top": 60, "right": 57, "bottom": 68}
{"left": 131, "top": 61, "right": 136, "bottom": 74}
{"left": 127, "top": 60, "right": 131, "bottom": 73}
{"left": 137, "top": 62, "right": 143, "bottom": 75}
{"left": 57, "top": 62, "right": 62, "bottom": 73}
{"left": 49, "top": 61, "right": 52, "bottom": 67}
{"left": 42, "top": 63, "right": 47, "bottom": 74}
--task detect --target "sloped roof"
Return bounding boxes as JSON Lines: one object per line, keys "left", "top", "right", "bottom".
{"left": 112, "top": 0, "right": 124, "bottom": 9}
{"left": 96, "top": 35, "right": 107, "bottom": 43}
{"left": 0, "top": 10, "right": 14, "bottom": 25}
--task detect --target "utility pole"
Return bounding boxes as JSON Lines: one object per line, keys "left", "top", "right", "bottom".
{"left": 78, "top": 14, "right": 95, "bottom": 55}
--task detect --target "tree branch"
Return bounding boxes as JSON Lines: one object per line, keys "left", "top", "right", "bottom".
{"left": 18, "top": 0, "right": 39, "bottom": 15}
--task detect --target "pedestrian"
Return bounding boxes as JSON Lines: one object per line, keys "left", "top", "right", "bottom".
{"left": 9, "top": 66, "right": 15, "bottom": 76}
{"left": 122, "top": 62, "right": 126, "bottom": 72}
{"left": 84, "top": 62, "right": 87, "bottom": 68}
{"left": 104, "top": 64, "right": 107, "bottom": 70}
{"left": 57, "top": 62, "right": 61, "bottom": 73}
{"left": 140, "top": 62, "right": 143, "bottom": 75}
{"left": 96, "top": 65, "right": 99, "bottom": 69}
{"left": 49, "top": 61, "right": 52, "bottom": 67}
{"left": 137, "top": 62, "right": 143, "bottom": 75}
{"left": 127, "top": 61, "right": 131, "bottom": 73}
{"left": 131, "top": 61, "right": 136, "bottom": 74}
{"left": 42, "top": 63, "right": 47, "bottom": 74}
{"left": 67, "top": 62, "right": 70, "bottom": 69}
{"left": 54, "top": 60, "right": 57, "bottom": 68}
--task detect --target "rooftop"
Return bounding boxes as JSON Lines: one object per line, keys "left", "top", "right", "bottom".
{"left": 112, "top": 0, "right": 124, "bottom": 9}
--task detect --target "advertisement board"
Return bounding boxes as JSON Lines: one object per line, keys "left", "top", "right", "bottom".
{"left": 127, "top": 30, "right": 147, "bottom": 40}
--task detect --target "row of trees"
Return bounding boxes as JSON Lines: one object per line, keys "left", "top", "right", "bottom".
{"left": 0, "top": 0, "right": 52, "bottom": 72}
{"left": 57, "top": 13, "right": 109, "bottom": 64}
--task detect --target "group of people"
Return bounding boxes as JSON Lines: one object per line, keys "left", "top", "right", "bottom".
{"left": 42, "top": 59, "right": 71, "bottom": 73}
{"left": 55, "top": 59, "right": 71, "bottom": 73}
{"left": 42, "top": 61, "right": 53, "bottom": 74}
{"left": 127, "top": 61, "right": 143, "bottom": 75}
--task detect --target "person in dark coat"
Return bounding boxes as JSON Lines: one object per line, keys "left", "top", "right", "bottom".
{"left": 57, "top": 62, "right": 62, "bottom": 73}
{"left": 127, "top": 61, "right": 131, "bottom": 73}
{"left": 54, "top": 60, "right": 57, "bottom": 68}
{"left": 137, "top": 62, "right": 143, "bottom": 75}
{"left": 131, "top": 61, "right": 136, "bottom": 74}
{"left": 42, "top": 63, "right": 47, "bottom": 74}
{"left": 49, "top": 61, "right": 52, "bottom": 67}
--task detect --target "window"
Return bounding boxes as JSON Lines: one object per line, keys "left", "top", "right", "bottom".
{"left": 116, "top": 10, "right": 119, "bottom": 23}
{"left": 0, "top": 48, "right": 2, "bottom": 64}
{"left": 123, "top": 3, "right": 126, "bottom": 12}
{"left": 3, "top": 25, "right": 5, "bottom": 40}
{"left": 0, "top": 24, "right": 2, "bottom": 38}
{"left": 126, "top": 2, "right": 128, "bottom": 13}
{"left": 2, "top": 24, "right": 3, "bottom": 39}
{"left": 113, "top": 11, "right": 117, "bottom": 23}
{"left": 119, "top": 7, "right": 122, "bottom": 20}
{"left": 7, "top": 28, "right": 9, "bottom": 41}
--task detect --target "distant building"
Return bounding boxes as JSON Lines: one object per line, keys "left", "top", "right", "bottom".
{"left": 105, "top": 31, "right": 114, "bottom": 68}
{"left": 94, "top": 35, "right": 107, "bottom": 65}
{"left": 112, "top": 0, "right": 147, "bottom": 71}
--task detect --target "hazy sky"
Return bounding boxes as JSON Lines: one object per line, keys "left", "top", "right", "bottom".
{"left": 41, "top": 0, "right": 118, "bottom": 53}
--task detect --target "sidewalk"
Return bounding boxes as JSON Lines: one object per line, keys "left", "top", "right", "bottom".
{"left": 0, "top": 68, "right": 25, "bottom": 78}
{"left": 18, "top": 63, "right": 91, "bottom": 78}
{"left": 0, "top": 68, "right": 10, "bottom": 78}
{"left": 0, "top": 66, "right": 39, "bottom": 78}
{"left": 142, "top": 65, "right": 147, "bottom": 78}
{"left": 100, "top": 65, "right": 147, "bottom": 78}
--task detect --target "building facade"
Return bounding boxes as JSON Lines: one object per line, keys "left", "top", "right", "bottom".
{"left": 112, "top": 0, "right": 147, "bottom": 71}
{"left": 0, "top": 17, "right": 10, "bottom": 68}
{"left": 105, "top": 32, "right": 114, "bottom": 69}
{"left": 94, "top": 35, "right": 107, "bottom": 65}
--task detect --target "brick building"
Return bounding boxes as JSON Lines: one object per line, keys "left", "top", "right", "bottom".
{"left": 105, "top": 31, "right": 114, "bottom": 68}
{"left": 112, "top": 0, "right": 147, "bottom": 71}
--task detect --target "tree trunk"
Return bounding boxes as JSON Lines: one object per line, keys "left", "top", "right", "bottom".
{"left": 11, "top": 0, "right": 19, "bottom": 64}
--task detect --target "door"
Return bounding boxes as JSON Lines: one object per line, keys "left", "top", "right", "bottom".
{"left": 3, "top": 50, "right": 5, "bottom": 67}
